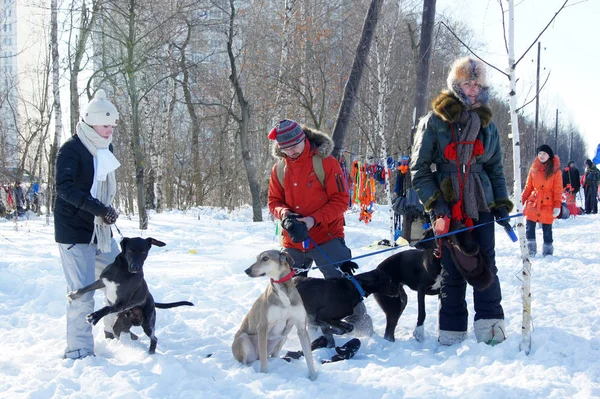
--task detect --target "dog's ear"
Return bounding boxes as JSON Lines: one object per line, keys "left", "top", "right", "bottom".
{"left": 146, "top": 238, "right": 166, "bottom": 248}
{"left": 280, "top": 251, "right": 295, "bottom": 267}
{"left": 120, "top": 238, "right": 129, "bottom": 252}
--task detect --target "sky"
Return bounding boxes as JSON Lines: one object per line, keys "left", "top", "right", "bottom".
{"left": 2, "top": 200, "right": 600, "bottom": 398}
{"left": 436, "top": 0, "right": 599, "bottom": 158}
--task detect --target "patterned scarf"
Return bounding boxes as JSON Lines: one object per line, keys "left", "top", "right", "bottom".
{"left": 76, "top": 122, "right": 120, "bottom": 252}
{"left": 449, "top": 111, "right": 490, "bottom": 221}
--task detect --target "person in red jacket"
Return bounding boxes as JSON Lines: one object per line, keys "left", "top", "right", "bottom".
{"left": 522, "top": 144, "right": 563, "bottom": 256}
{"left": 267, "top": 119, "right": 372, "bottom": 336}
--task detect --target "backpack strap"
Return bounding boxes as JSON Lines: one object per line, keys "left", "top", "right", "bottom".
{"left": 276, "top": 156, "right": 326, "bottom": 188}
{"left": 312, "top": 156, "right": 326, "bottom": 187}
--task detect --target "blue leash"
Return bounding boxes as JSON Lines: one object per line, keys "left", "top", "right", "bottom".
{"left": 300, "top": 212, "right": 523, "bottom": 271}
{"left": 302, "top": 237, "right": 366, "bottom": 300}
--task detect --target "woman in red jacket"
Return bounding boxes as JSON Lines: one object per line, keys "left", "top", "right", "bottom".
{"left": 522, "top": 144, "right": 563, "bottom": 256}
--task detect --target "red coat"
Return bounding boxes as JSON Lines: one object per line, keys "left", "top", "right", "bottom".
{"left": 522, "top": 156, "right": 563, "bottom": 224}
{"left": 268, "top": 132, "right": 349, "bottom": 251}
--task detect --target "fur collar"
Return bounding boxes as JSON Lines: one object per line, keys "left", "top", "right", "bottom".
{"left": 531, "top": 155, "right": 561, "bottom": 173}
{"left": 272, "top": 126, "right": 334, "bottom": 160}
{"left": 432, "top": 91, "right": 493, "bottom": 128}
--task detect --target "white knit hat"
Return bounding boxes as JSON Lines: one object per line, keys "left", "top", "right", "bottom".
{"left": 82, "top": 89, "right": 119, "bottom": 126}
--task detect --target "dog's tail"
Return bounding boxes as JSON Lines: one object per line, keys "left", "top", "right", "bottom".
{"left": 155, "top": 301, "right": 194, "bottom": 309}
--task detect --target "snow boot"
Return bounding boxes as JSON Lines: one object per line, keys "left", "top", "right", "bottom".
{"left": 474, "top": 319, "right": 506, "bottom": 345}
{"left": 438, "top": 330, "right": 467, "bottom": 346}
{"left": 527, "top": 240, "right": 537, "bottom": 257}
{"left": 542, "top": 242, "right": 553, "bottom": 257}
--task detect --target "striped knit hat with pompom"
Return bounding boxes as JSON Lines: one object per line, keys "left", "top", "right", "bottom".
{"left": 268, "top": 119, "right": 305, "bottom": 149}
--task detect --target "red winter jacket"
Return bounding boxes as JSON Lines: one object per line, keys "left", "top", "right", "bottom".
{"left": 522, "top": 156, "right": 563, "bottom": 224}
{"left": 268, "top": 128, "right": 349, "bottom": 251}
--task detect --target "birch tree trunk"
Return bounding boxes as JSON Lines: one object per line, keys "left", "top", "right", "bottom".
{"left": 47, "top": 0, "right": 64, "bottom": 222}
{"left": 507, "top": 0, "right": 532, "bottom": 355}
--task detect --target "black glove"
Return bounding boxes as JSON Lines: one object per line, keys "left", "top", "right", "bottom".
{"left": 430, "top": 198, "right": 450, "bottom": 219}
{"left": 493, "top": 206, "right": 510, "bottom": 228}
{"left": 282, "top": 214, "right": 309, "bottom": 243}
{"left": 101, "top": 206, "right": 119, "bottom": 225}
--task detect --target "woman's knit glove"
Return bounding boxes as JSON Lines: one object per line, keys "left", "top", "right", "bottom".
{"left": 552, "top": 208, "right": 560, "bottom": 218}
{"left": 101, "top": 206, "right": 119, "bottom": 225}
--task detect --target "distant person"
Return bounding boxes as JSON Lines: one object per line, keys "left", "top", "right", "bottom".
{"left": 267, "top": 119, "right": 373, "bottom": 337}
{"left": 13, "top": 181, "right": 25, "bottom": 214}
{"left": 583, "top": 159, "right": 600, "bottom": 214}
{"left": 410, "top": 57, "right": 513, "bottom": 345}
{"left": 562, "top": 161, "right": 580, "bottom": 196}
{"left": 522, "top": 145, "right": 562, "bottom": 256}
{"left": 54, "top": 89, "right": 121, "bottom": 360}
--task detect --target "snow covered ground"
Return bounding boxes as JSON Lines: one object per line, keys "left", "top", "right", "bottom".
{"left": 1, "top": 205, "right": 599, "bottom": 398}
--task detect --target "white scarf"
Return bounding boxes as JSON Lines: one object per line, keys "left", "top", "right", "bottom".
{"left": 76, "top": 122, "right": 120, "bottom": 253}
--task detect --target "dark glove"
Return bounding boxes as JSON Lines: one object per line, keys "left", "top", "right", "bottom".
{"left": 282, "top": 214, "right": 309, "bottom": 243}
{"left": 493, "top": 206, "right": 510, "bottom": 228}
{"left": 494, "top": 206, "right": 518, "bottom": 242}
{"left": 101, "top": 206, "right": 119, "bottom": 225}
{"left": 430, "top": 198, "right": 450, "bottom": 219}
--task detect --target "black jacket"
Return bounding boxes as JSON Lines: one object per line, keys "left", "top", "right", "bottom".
{"left": 562, "top": 166, "right": 581, "bottom": 194}
{"left": 54, "top": 135, "right": 110, "bottom": 244}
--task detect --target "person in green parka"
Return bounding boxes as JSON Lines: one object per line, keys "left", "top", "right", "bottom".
{"left": 410, "top": 56, "right": 514, "bottom": 346}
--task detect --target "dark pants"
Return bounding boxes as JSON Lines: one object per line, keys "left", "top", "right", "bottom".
{"left": 584, "top": 184, "right": 598, "bottom": 214}
{"left": 439, "top": 211, "right": 504, "bottom": 332}
{"left": 525, "top": 220, "right": 553, "bottom": 244}
{"left": 283, "top": 238, "right": 351, "bottom": 279}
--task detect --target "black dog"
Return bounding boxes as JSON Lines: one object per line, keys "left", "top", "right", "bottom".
{"left": 374, "top": 229, "right": 441, "bottom": 342}
{"left": 67, "top": 237, "right": 193, "bottom": 354}
{"left": 375, "top": 222, "right": 494, "bottom": 343}
{"left": 295, "top": 264, "right": 398, "bottom": 346}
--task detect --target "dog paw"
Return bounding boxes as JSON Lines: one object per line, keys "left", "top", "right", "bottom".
{"left": 86, "top": 312, "right": 101, "bottom": 326}
{"left": 308, "top": 371, "right": 318, "bottom": 381}
{"left": 413, "top": 325, "right": 425, "bottom": 342}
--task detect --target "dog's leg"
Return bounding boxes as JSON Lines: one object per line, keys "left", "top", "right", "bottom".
{"left": 86, "top": 301, "right": 138, "bottom": 327}
{"left": 374, "top": 293, "right": 401, "bottom": 342}
{"left": 141, "top": 308, "right": 158, "bottom": 354}
{"left": 67, "top": 279, "right": 106, "bottom": 301}
{"left": 413, "top": 287, "right": 427, "bottom": 342}
{"left": 296, "top": 322, "right": 318, "bottom": 381}
{"left": 232, "top": 333, "right": 258, "bottom": 364}
{"left": 258, "top": 322, "right": 269, "bottom": 373}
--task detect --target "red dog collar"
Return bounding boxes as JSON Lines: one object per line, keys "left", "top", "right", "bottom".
{"left": 271, "top": 269, "right": 295, "bottom": 284}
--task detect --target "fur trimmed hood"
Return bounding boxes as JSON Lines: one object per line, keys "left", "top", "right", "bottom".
{"left": 432, "top": 91, "right": 493, "bottom": 127}
{"left": 530, "top": 155, "right": 561, "bottom": 174}
{"left": 271, "top": 126, "right": 334, "bottom": 160}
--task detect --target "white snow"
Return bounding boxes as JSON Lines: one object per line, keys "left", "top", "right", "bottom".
{"left": 1, "top": 205, "right": 599, "bottom": 398}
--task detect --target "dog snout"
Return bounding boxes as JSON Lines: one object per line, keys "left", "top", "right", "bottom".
{"left": 244, "top": 267, "right": 253, "bottom": 276}
{"left": 129, "top": 263, "right": 142, "bottom": 273}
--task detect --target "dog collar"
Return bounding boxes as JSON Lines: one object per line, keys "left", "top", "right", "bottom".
{"left": 271, "top": 269, "right": 295, "bottom": 284}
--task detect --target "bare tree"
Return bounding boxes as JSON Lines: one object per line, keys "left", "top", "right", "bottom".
{"left": 225, "top": 0, "right": 262, "bottom": 221}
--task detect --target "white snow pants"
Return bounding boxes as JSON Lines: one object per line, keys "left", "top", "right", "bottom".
{"left": 59, "top": 239, "right": 119, "bottom": 359}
